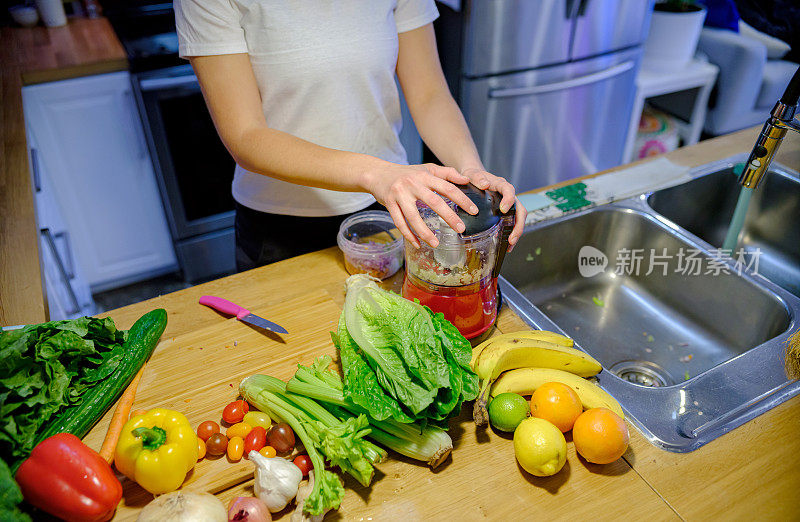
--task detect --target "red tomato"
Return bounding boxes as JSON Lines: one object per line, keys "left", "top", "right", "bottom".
{"left": 197, "top": 420, "right": 220, "bottom": 442}
{"left": 222, "top": 400, "right": 249, "bottom": 424}
{"left": 243, "top": 426, "right": 267, "bottom": 455}
{"left": 293, "top": 455, "right": 313, "bottom": 477}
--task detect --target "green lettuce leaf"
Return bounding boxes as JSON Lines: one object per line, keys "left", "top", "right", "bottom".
{"left": 342, "top": 277, "right": 439, "bottom": 415}
{"left": 0, "top": 316, "right": 126, "bottom": 465}
{"left": 0, "top": 454, "right": 31, "bottom": 521}
{"left": 429, "top": 308, "right": 480, "bottom": 401}
{"left": 333, "top": 314, "right": 414, "bottom": 423}
{"left": 338, "top": 275, "right": 480, "bottom": 425}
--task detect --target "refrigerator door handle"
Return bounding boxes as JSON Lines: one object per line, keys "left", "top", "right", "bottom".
{"left": 488, "top": 60, "right": 635, "bottom": 99}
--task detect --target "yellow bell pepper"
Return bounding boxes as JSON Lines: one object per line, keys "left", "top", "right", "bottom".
{"left": 114, "top": 408, "right": 198, "bottom": 494}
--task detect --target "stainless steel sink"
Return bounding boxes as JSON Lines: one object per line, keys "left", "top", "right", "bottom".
{"left": 648, "top": 164, "right": 800, "bottom": 297}
{"left": 499, "top": 155, "right": 800, "bottom": 452}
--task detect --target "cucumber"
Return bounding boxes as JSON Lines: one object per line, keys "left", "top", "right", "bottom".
{"left": 33, "top": 309, "right": 168, "bottom": 446}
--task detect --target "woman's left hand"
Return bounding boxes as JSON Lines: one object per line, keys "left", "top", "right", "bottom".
{"left": 461, "top": 168, "right": 527, "bottom": 248}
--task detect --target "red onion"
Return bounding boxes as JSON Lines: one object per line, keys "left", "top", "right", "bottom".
{"left": 228, "top": 497, "right": 272, "bottom": 522}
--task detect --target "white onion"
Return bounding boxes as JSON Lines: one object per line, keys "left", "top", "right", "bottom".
{"left": 137, "top": 490, "right": 227, "bottom": 521}
{"left": 228, "top": 496, "right": 272, "bottom": 522}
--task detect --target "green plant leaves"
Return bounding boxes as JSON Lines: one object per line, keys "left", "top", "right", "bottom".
{"left": 337, "top": 275, "right": 479, "bottom": 426}
{"left": 0, "top": 317, "right": 126, "bottom": 465}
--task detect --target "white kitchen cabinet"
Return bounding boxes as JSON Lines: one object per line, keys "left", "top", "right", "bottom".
{"left": 27, "top": 128, "right": 96, "bottom": 320}
{"left": 23, "top": 71, "right": 177, "bottom": 292}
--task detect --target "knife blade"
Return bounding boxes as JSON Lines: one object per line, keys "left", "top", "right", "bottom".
{"left": 199, "top": 295, "right": 288, "bottom": 334}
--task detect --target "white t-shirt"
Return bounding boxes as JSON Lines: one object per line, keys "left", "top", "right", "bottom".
{"left": 174, "top": 0, "right": 439, "bottom": 217}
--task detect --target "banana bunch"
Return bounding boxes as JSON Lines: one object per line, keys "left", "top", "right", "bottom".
{"left": 471, "top": 330, "right": 623, "bottom": 425}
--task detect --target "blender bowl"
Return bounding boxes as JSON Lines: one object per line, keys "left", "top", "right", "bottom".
{"left": 402, "top": 194, "right": 510, "bottom": 340}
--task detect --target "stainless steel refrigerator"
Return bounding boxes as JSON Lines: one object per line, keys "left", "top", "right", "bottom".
{"left": 456, "top": 0, "right": 654, "bottom": 192}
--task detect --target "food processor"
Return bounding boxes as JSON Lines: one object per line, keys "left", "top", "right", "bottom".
{"left": 402, "top": 184, "right": 515, "bottom": 341}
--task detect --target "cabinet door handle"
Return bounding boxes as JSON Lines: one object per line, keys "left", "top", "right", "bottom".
{"left": 30, "top": 147, "right": 42, "bottom": 193}
{"left": 488, "top": 60, "right": 635, "bottom": 99}
{"left": 53, "top": 231, "right": 75, "bottom": 280}
{"left": 41, "top": 228, "right": 81, "bottom": 315}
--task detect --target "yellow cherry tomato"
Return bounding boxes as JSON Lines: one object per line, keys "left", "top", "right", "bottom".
{"left": 243, "top": 411, "right": 272, "bottom": 430}
{"left": 197, "top": 437, "right": 206, "bottom": 460}
{"left": 227, "top": 436, "right": 244, "bottom": 461}
{"left": 259, "top": 446, "right": 277, "bottom": 458}
{"left": 226, "top": 422, "right": 252, "bottom": 440}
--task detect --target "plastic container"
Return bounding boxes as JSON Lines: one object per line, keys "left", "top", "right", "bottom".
{"left": 337, "top": 211, "right": 403, "bottom": 279}
{"left": 9, "top": 5, "right": 39, "bottom": 27}
{"left": 35, "top": 0, "right": 67, "bottom": 27}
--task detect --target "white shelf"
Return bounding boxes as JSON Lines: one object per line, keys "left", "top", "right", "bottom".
{"left": 624, "top": 59, "right": 719, "bottom": 163}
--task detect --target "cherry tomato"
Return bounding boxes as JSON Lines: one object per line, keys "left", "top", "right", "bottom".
{"left": 267, "top": 423, "right": 295, "bottom": 453}
{"left": 223, "top": 400, "right": 249, "bottom": 424}
{"left": 243, "top": 411, "right": 272, "bottom": 430}
{"left": 259, "top": 446, "right": 277, "bottom": 458}
{"left": 226, "top": 422, "right": 252, "bottom": 439}
{"left": 227, "top": 436, "right": 245, "bottom": 461}
{"left": 206, "top": 433, "right": 229, "bottom": 456}
{"left": 293, "top": 455, "right": 313, "bottom": 477}
{"left": 197, "top": 420, "right": 220, "bottom": 442}
{"left": 244, "top": 426, "right": 267, "bottom": 455}
{"left": 197, "top": 437, "right": 206, "bottom": 460}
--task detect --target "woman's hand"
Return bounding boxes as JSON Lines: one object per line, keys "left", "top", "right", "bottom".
{"left": 364, "top": 163, "right": 479, "bottom": 248}
{"left": 461, "top": 168, "right": 528, "bottom": 248}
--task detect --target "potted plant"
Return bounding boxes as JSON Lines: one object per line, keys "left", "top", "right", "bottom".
{"left": 643, "top": 0, "right": 708, "bottom": 71}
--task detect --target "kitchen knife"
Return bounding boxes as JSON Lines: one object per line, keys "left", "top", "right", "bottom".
{"left": 199, "top": 295, "right": 288, "bottom": 334}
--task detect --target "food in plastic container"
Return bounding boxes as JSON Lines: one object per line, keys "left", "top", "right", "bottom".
{"left": 337, "top": 211, "right": 403, "bottom": 279}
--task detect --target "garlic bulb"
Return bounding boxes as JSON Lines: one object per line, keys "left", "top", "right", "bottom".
{"left": 248, "top": 450, "right": 302, "bottom": 513}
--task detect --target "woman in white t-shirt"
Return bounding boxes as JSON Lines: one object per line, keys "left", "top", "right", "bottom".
{"left": 174, "top": 0, "right": 527, "bottom": 270}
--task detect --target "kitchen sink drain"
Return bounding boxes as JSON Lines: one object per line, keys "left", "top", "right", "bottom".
{"left": 610, "top": 360, "right": 674, "bottom": 387}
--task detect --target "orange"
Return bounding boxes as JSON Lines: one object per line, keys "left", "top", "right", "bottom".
{"left": 572, "top": 407, "right": 629, "bottom": 464}
{"left": 530, "top": 382, "right": 583, "bottom": 432}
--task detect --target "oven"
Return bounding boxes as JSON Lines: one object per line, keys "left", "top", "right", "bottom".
{"left": 133, "top": 65, "right": 237, "bottom": 282}
{"left": 103, "top": 0, "right": 238, "bottom": 282}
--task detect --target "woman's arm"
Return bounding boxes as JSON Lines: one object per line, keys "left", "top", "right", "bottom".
{"left": 396, "top": 24, "right": 527, "bottom": 245}
{"left": 190, "top": 53, "right": 477, "bottom": 248}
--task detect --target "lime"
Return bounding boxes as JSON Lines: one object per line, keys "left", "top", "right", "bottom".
{"left": 487, "top": 392, "right": 529, "bottom": 432}
{"left": 514, "top": 417, "right": 567, "bottom": 476}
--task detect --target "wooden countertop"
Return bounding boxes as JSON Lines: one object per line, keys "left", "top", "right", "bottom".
{"left": 2, "top": 27, "right": 798, "bottom": 516}
{"left": 82, "top": 127, "right": 800, "bottom": 520}
{"left": 0, "top": 17, "right": 127, "bottom": 326}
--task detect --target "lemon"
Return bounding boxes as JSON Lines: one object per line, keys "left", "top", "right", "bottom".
{"left": 487, "top": 392, "right": 529, "bottom": 432}
{"left": 513, "top": 417, "right": 567, "bottom": 476}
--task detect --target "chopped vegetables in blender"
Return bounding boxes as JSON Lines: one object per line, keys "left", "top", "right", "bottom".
{"left": 405, "top": 215, "right": 497, "bottom": 287}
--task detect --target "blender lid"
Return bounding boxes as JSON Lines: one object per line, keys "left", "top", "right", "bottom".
{"left": 456, "top": 183, "right": 508, "bottom": 237}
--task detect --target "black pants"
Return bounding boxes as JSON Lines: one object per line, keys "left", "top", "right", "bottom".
{"left": 234, "top": 201, "right": 384, "bottom": 272}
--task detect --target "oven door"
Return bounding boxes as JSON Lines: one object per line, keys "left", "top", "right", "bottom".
{"left": 133, "top": 64, "right": 236, "bottom": 240}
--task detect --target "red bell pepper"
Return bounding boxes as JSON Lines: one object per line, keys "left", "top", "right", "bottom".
{"left": 16, "top": 433, "right": 122, "bottom": 522}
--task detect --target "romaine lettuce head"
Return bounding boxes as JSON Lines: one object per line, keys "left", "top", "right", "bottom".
{"left": 339, "top": 275, "right": 479, "bottom": 423}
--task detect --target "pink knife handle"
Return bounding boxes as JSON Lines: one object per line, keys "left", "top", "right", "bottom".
{"left": 199, "top": 295, "right": 250, "bottom": 320}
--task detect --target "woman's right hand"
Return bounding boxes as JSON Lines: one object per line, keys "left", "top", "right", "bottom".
{"left": 363, "top": 163, "right": 480, "bottom": 248}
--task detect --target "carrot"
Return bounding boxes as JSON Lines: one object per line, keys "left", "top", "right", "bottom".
{"left": 99, "top": 366, "right": 144, "bottom": 463}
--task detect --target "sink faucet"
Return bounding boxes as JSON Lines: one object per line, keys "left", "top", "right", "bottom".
{"left": 739, "top": 68, "right": 800, "bottom": 189}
